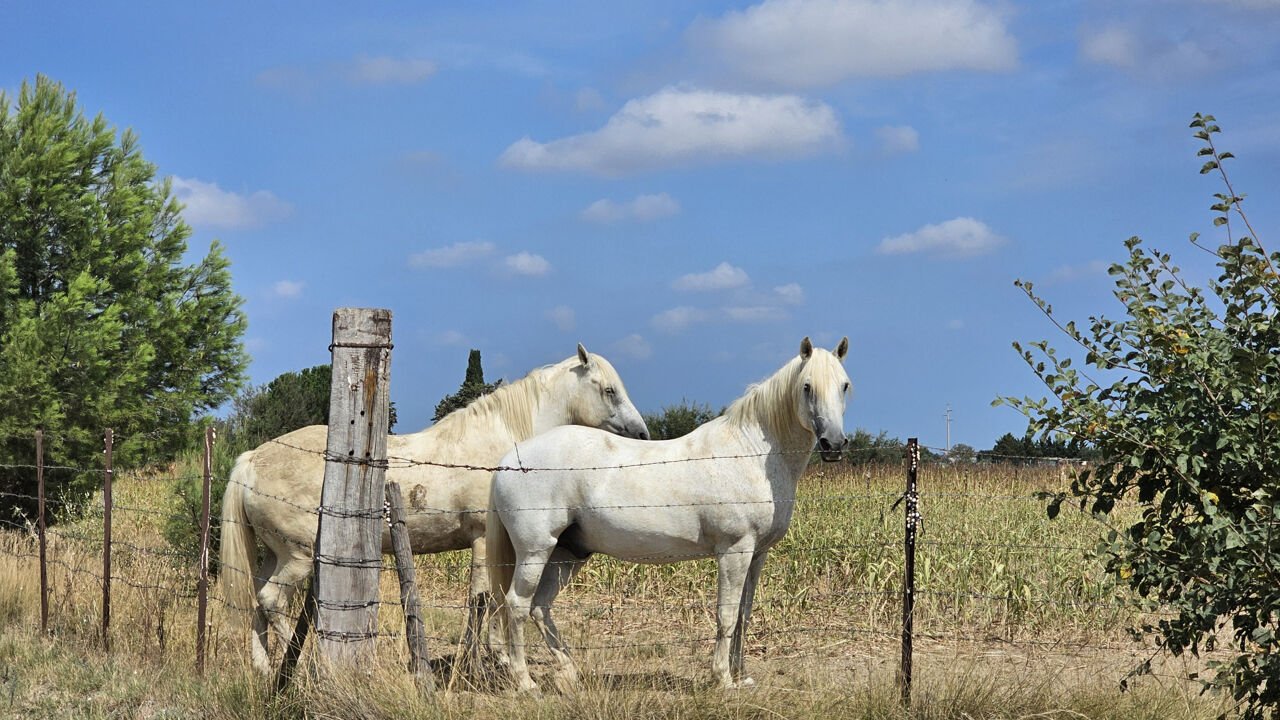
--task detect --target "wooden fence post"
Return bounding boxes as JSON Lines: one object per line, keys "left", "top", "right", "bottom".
{"left": 196, "top": 426, "right": 214, "bottom": 674}
{"left": 314, "top": 308, "right": 393, "bottom": 667}
{"left": 103, "top": 427, "right": 113, "bottom": 651}
{"left": 37, "top": 429, "right": 47, "bottom": 633}
{"left": 898, "top": 437, "right": 920, "bottom": 706}
{"left": 385, "top": 481, "right": 434, "bottom": 691}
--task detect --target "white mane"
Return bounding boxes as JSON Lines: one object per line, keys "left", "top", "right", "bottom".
{"left": 723, "top": 351, "right": 846, "bottom": 439}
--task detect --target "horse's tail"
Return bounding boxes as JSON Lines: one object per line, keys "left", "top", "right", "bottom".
{"left": 219, "top": 451, "right": 259, "bottom": 624}
{"left": 486, "top": 483, "right": 516, "bottom": 610}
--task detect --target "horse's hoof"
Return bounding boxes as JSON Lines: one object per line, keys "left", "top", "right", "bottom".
{"left": 513, "top": 678, "right": 542, "bottom": 698}
{"left": 552, "top": 671, "right": 580, "bottom": 695}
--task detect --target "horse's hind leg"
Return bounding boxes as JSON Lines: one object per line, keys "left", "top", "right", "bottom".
{"left": 531, "top": 547, "right": 587, "bottom": 693}
{"left": 504, "top": 546, "right": 553, "bottom": 695}
{"left": 255, "top": 548, "right": 312, "bottom": 675}
{"left": 730, "top": 551, "right": 770, "bottom": 686}
{"left": 462, "top": 534, "right": 497, "bottom": 670}
{"left": 250, "top": 552, "right": 280, "bottom": 678}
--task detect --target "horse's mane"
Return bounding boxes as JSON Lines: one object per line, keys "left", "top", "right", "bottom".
{"left": 428, "top": 362, "right": 558, "bottom": 443}
{"left": 723, "top": 351, "right": 845, "bottom": 439}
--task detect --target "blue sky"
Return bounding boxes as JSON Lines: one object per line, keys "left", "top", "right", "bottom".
{"left": 5, "top": 0, "right": 1279, "bottom": 450}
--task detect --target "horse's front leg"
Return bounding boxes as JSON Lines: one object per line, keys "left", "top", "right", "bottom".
{"left": 712, "top": 546, "right": 753, "bottom": 690}
{"left": 730, "top": 550, "right": 769, "bottom": 686}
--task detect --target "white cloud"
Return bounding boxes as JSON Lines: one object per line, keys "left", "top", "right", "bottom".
{"left": 947, "top": 318, "right": 965, "bottom": 330}
{"left": 774, "top": 283, "right": 805, "bottom": 306}
{"left": 410, "top": 240, "right": 496, "bottom": 268}
{"left": 673, "top": 262, "right": 750, "bottom": 292}
{"left": 1077, "top": 24, "right": 1219, "bottom": 78}
{"left": 344, "top": 56, "right": 437, "bottom": 85}
{"left": 580, "top": 193, "right": 682, "bottom": 223}
{"left": 272, "top": 280, "right": 304, "bottom": 298}
{"left": 725, "top": 306, "right": 787, "bottom": 323}
{"left": 609, "top": 333, "right": 653, "bottom": 361}
{"left": 505, "top": 252, "right": 551, "bottom": 276}
{"left": 1046, "top": 260, "right": 1109, "bottom": 283}
{"left": 500, "top": 87, "right": 841, "bottom": 176}
{"left": 692, "top": 0, "right": 1017, "bottom": 87}
{"left": 548, "top": 305, "right": 576, "bottom": 332}
{"left": 874, "top": 125, "right": 920, "bottom": 155}
{"left": 1078, "top": 25, "right": 1138, "bottom": 67}
{"left": 170, "top": 176, "right": 292, "bottom": 230}
{"left": 877, "top": 217, "right": 1006, "bottom": 257}
{"left": 438, "top": 330, "right": 468, "bottom": 346}
{"left": 652, "top": 306, "right": 713, "bottom": 334}
{"left": 257, "top": 56, "right": 437, "bottom": 92}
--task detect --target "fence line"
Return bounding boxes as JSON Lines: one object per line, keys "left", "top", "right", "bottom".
{"left": 0, "top": 426, "right": 1218, "bottom": 698}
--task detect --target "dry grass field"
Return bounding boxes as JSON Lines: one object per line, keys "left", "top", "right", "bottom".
{"left": 0, "top": 460, "right": 1232, "bottom": 719}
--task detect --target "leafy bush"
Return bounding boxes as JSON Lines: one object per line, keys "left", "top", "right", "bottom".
{"left": 643, "top": 399, "right": 719, "bottom": 440}
{"left": 1003, "top": 115, "right": 1280, "bottom": 717}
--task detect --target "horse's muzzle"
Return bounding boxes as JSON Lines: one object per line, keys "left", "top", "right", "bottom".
{"left": 817, "top": 435, "right": 845, "bottom": 463}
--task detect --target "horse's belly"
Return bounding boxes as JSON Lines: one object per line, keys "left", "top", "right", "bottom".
{"left": 573, "top": 512, "right": 710, "bottom": 565}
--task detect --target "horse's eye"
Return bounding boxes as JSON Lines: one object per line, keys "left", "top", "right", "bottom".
{"left": 803, "top": 382, "right": 811, "bottom": 395}
{"left": 843, "top": 382, "right": 851, "bottom": 393}
{"left": 605, "top": 386, "right": 617, "bottom": 396}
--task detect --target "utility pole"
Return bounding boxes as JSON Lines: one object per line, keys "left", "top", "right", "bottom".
{"left": 943, "top": 404, "right": 953, "bottom": 452}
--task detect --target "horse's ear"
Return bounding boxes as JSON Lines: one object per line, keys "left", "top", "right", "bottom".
{"left": 577, "top": 343, "right": 591, "bottom": 367}
{"left": 799, "top": 336, "right": 813, "bottom": 360}
{"left": 834, "top": 336, "right": 849, "bottom": 361}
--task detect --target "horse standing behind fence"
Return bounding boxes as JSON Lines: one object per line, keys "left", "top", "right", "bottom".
{"left": 220, "top": 344, "right": 649, "bottom": 678}
{"left": 488, "top": 336, "right": 850, "bottom": 694}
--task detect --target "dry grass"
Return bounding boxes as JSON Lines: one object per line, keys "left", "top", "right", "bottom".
{"left": 0, "top": 461, "right": 1233, "bottom": 719}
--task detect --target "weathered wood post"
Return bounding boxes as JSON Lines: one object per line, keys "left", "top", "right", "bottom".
{"left": 313, "top": 308, "right": 393, "bottom": 667}
{"left": 37, "top": 429, "right": 47, "bottom": 633}
{"left": 196, "top": 426, "right": 215, "bottom": 674}
{"left": 897, "top": 438, "right": 920, "bottom": 706}
{"left": 101, "top": 428, "right": 114, "bottom": 650}
{"left": 385, "top": 481, "right": 434, "bottom": 691}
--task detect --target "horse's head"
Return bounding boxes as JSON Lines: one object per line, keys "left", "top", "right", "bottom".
{"left": 560, "top": 343, "right": 650, "bottom": 440}
{"left": 794, "top": 336, "right": 851, "bottom": 462}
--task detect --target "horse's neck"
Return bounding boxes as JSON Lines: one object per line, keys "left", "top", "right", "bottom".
{"left": 723, "top": 412, "right": 814, "bottom": 492}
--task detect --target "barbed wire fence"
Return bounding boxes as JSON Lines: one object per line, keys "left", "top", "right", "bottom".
{"left": 0, "top": 426, "right": 1224, "bottom": 699}
{"left": 0, "top": 307, "right": 1227, "bottom": 702}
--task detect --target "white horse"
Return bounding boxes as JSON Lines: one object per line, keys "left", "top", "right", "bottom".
{"left": 487, "top": 336, "right": 850, "bottom": 693}
{"left": 220, "top": 344, "right": 649, "bottom": 677}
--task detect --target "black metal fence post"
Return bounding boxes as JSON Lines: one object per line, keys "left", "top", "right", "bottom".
{"left": 102, "top": 427, "right": 113, "bottom": 651}
{"left": 899, "top": 437, "right": 920, "bottom": 706}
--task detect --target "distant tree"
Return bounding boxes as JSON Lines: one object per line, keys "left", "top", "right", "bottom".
{"left": 946, "top": 443, "right": 977, "bottom": 464}
{"left": 643, "top": 399, "right": 720, "bottom": 440}
{"left": 842, "top": 428, "right": 905, "bottom": 465}
{"left": 433, "top": 349, "right": 502, "bottom": 422}
{"left": 0, "top": 76, "right": 248, "bottom": 519}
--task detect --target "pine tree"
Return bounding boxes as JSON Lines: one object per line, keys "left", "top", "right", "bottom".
{"left": 0, "top": 76, "right": 249, "bottom": 518}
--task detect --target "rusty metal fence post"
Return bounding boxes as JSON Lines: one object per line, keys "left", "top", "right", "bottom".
{"left": 102, "top": 427, "right": 113, "bottom": 651}
{"left": 37, "top": 429, "right": 48, "bottom": 633}
{"left": 898, "top": 437, "right": 920, "bottom": 706}
{"left": 196, "top": 426, "right": 214, "bottom": 674}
